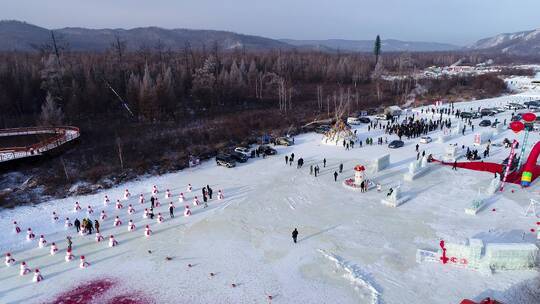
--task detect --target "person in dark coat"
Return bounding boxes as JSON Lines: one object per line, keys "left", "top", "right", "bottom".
{"left": 150, "top": 196, "right": 155, "bottom": 208}
{"left": 94, "top": 220, "right": 100, "bottom": 233}
{"left": 149, "top": 208, "right": 155, "bottom": 219}
{"left": 334, "top": 171, "right": 338, "bottom": 182}
{"left": 74, "top": 218, "right": 81, "bottom": 233}
{"left": 339, "top": 163, "right": 343, "bottom": 173}
{"left": 66, "top": 236, "right": 72, "bottom": 251}
{"left": 323, "top": 158, "right": 327, "bottom": 167}
{"left": 87, "top": 220, "right": 94, "bottom": 234}
{"left": 169, "top": 205, "right": 174, "bottom": 218}
{"left": 292, "top": 228, "right": 299, "bottom": 244}
{"left": 208, "top": 187, "right": 213, "bottom": 199}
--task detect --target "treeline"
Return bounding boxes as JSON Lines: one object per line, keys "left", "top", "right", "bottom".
{"left": 0, "top": 48, "right": 519, "bottom": 127}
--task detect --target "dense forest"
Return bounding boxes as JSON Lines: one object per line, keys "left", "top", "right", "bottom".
{"left": 0, "top": 40, "right": 532, "bottom": 206}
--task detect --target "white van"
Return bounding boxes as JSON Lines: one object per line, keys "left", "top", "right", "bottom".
{"left": 347, "top": 117, "right": 361, "bottom": 125}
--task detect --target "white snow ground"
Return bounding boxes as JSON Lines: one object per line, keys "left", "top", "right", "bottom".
{"left": 2, "top": 92, "right": 540, "bottom": 304}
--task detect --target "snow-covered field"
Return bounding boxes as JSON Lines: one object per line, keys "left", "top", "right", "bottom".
{"left": 2, "top": 92, "right": 540, "bottom": 303}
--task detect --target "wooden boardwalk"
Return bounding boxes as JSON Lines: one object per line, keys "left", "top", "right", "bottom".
{"left": 0, "top": 126, "right": 80, "bottom": 163}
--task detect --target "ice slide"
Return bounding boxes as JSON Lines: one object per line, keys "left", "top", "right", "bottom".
{"left": 434, "top": 141, "right": 540, "bottom": 186}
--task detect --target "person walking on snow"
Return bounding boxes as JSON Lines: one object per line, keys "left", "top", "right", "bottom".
{"left": 74, "top": 219, "right": 81, "bottom": 233}
{"left": 310, "top": 165, "right": 313, "bottom": 175}
{"left": 285, "top": 155, "right": 289, "bottom": 164}
{"left": 323, "top": 158, "right": 327, "bottom": 167}
{"left": 169, "top": 205, "right": 175, "bottom": 218}
{"left": 292, "top": 228, "right": 299, "bottom": 244}
{"left": 339, "top": 163, "right": 343, "bottom": 173}
{"left": 150, "top": 196, "right": 155, "bottom": 208}
{"left": 452, "top": 161, "right": 457, "bottom": 171}
{"left": 334, "top": 171, "right": 338, "bottom": 182}
{"left": 415, "top": 144, "right": 419, "bottom": 152}
{"left": 94, "top": 220, "right": 100, "bottom": 233}
{"left": 66, "top": 236, "right": 72, "bottom": 251}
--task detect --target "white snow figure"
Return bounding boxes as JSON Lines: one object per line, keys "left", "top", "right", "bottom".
{"left": 33, "top": 269, "right": 43, "bottom": 282}
{"left": 152, "top": 185, "right": 158, "bottom": 196}
{"left": 144, "top": 225, "right": 152, "bottom": 237}
{"left": 165, "top": 189, "right": 171, "bottom": 199}
{"left": 26, "top": 228, "right": 35, "bottom": 241}
{"left": 109, "top": 235, "right": 118, "bottom": 247}
{"left": 65, "top": 248, "right": 74, "bottom": 262}
{"left": 79, "top": 256, "right": 90, "bottom": 269}
{"left": 38, "top": 235, "right": 47, "bottom": 248}
{"left": 127, "top": 204, "right": 135, "bottom": 215}
{"left": 139, "top": 194, "right": 145, "bottom": 204}
{"left": 5, "top": 253, "right": 15, "bottom": 266}
{"left": 113, "top": 216, "right": 122, "bottom": 227}
{"left": 74, "top": 201, "right": 82, "bottom": 212}
{"left": 154, "top": 198, "right": 160, "bottom": 207}
{"left": 124, "top": 189, "right": 131, "bottom": 200}
{"left": 65, "top": 218, "right": 73, "bottom": 228}
{"left": 115, "top": 200, "right": 123, "bottom": 209}
{"left": 100, "top": 210, "right": 107, "bottom": 220}
{"left": 184, "top": 206, "right": 192, "bottom": 217}
{"left": 157, "top": 213, "right": 164, "bottom": 223}
{"left": 193, "top": 196, "right": 200, "bottom": 206}
{"left": 128, "top": 220, "right": 136, "bottom": 231}
{"left": 103, "top": 195, "right": 110, "bottom": 206}
{"left": 52, "top": 211, "right": 59, "bottom": 222}
{"left": 50, "top": 243, "right": 58, "bottom": 256}
{"left": 13, "top": 221, "right": 21, "bottom": 234}
{"left": 95, "top": 232, "right": 104, "bottom": 242}
{"left": 143, "top": 208, "right": 149, "bottom": 219}
{"left": 178, "top": 193, "right": 185, "bottom": 202}
{"left": 218, "top": 190, "right": 224, "bottom": 200}
{"left": 20, "top": 262, "right": 31, "bottom": 276}
{"left": 87, "top": 205, "right": 94, "bottom": 215}
{"left": 187, "top": 184, "right": 192, "bottom": 192}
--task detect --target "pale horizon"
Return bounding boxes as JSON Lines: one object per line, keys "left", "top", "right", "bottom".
{"left": 1, "top": 0, "right": 540, "bottom": 46}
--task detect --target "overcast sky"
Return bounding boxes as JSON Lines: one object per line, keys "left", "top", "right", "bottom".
{"left": 2, "top": 0, "right": 540, "bottom": 45}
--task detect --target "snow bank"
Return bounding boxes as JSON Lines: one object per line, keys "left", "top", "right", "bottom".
{"left": 318, "top": 249, "right": 381, "bottom": 304}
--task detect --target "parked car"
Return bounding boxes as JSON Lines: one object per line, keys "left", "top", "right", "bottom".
{"left": 472, "top": 112, "right": 482, "bottom": 119}
{"left": 419, "top": 136, "right": 432, "bottom": 144}
{"left": 358, "top": 117, "right": 371, "bottom": 123}
{"left": 388, "top": 140, "right": 404, "bottom": 149}
{"left": 375, "top": 114, "right": 388, "bottom": 120}
{"left": 494, "top": 107, "right": 506, "bottom": 113}
{"left": 234, "top": 147, "right": 252, "bottom": 158}
{"left": 258, "top": 145, "right": 277, "bottom": 155}
{"left": 460, "top": 112, "right": 473, "bottom": 119}
{"left": 314, "top": 125, "right": 331, "bottom": 134}
{"left": 275, "top": 137, "right": 293, "bottom": 146}
{"left": 480, "top": 109, "right": 496, "bottom": 116}
{"left": 479, "top": 120, "right": 492, "bottom": 127}
{"left": 216, "top": 154, "right": 236, "bottom": 168}
{"left": 230, "top": 151, "right": 248, "bottom": 163}
{"left": 347, "top": 117, "right": 362, "bottom": 125}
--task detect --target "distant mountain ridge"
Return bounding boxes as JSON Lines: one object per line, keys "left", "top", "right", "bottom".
{"left": 0, "top": 20, "right": 291, "bottom": 51}
{"left": 0, "top": 20, "right": 462, "bottom": 53}
{"left": 280, "top": 38, "right": 460, "bottom": 52}
{"left": 468, "top": 28, "right": 540, "bottom": 56}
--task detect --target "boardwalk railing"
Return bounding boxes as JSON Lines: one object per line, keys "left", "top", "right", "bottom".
{"left": 0, "top": 126, "right": 80, "bottom": 163}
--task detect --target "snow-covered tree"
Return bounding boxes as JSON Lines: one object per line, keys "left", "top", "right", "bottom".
{"left": 39, "top": 92, "right": 64, "bottom": 126}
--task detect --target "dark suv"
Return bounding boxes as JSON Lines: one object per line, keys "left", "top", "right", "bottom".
{"left": 258, "top": 145, "right": 277, "bottom": 155}
{"left": 216, "top": 154, "right": 236, "bottom": 168}
{"left": 230, "top": 151, "right": 248, "bottom": 163}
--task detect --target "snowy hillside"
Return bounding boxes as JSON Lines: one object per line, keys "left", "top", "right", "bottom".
{"left": 469, "top": 28, "right": 540, "bottom": 55}
{"left": 2, "top": 92, "right": 540, "bottom": 303}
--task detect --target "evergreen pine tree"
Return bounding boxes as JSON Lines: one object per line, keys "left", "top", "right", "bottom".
{"left": 374, "top": 35, "right": 381, "bottom": 65}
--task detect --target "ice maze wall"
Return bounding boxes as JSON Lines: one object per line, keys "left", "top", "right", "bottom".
{"left": 440, "top": 238, "right": 538, "bottom": 271}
